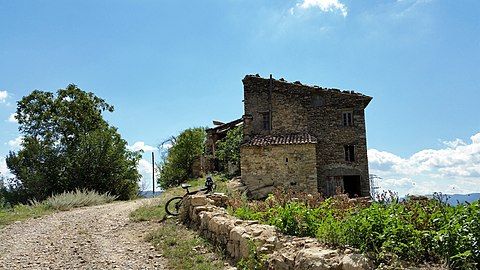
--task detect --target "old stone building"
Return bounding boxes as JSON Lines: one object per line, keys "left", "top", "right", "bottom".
{"left": 241, "top": 74, "right": 372, "bottom": 199}
{"left": 204, "top": 118, "right": 243, "bottom": 174}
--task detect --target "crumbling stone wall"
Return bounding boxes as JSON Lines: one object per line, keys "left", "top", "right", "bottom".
{"left": 180, "top": 194, "right": 371, "bottom": 270}
{"left": 241, "top": 143, "right": 317, "bottom": 199}
{"left": 242, "top": 75, "right": 372, "bottom": 197}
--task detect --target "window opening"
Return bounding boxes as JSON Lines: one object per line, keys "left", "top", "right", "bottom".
{"left": 261, "top": 112, "right": 271, "bottom": 130}
{"left": 344, "top": 145, "right": 355, "bottom": 162}
{"left": 343, "top": 112, "right": 353, "bottom": 126}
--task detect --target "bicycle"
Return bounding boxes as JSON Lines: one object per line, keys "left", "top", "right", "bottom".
{"left": 164, "top": 176, "right": 216, "bottom": 216}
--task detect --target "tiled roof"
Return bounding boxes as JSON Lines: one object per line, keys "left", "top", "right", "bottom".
{"left": 244, "top": 133, "right": 317, "bottom": 146}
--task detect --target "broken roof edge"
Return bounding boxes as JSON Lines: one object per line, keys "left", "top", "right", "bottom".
{"left": 242, "top": 133, "right": 317, "bottom": 147}
{"left": 243, "top": 74, "right": 372, "bottom": 100}
{"left": 206, "top": 118, "right": 243, "bottom": 132}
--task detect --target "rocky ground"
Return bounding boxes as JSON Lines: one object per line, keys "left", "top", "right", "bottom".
{"left": 0, "top": 199, "right": 166, "bottom": 269}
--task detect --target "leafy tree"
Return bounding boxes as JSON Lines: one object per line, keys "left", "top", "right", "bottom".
{"left": 157, "top": 128, "right": 206, "bottom": 188}
{"left": 215, "top": 126, "right": 243, "bottom": 176}
{"left": 5, "top": 84, "right": 141, "bottom": 201}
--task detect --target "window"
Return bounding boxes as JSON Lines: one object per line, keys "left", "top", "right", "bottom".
{"left": 261, "top": 112, "right": 271, "bottom": 130}
{"left": 343, "top": 112, "right": 353, "bottom": 126}
{"left": 344, "top": 145, "right": 355, "bottom": 162}
{"left": 312, "top": 94, "right": 324, "bottom": 107}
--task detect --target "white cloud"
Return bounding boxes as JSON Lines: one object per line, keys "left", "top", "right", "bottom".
{"left": 137, "top": 158, "right": 158, "bottom": 191}
{"left": 138, "top": 158, "right": 153, "bottom": 175}
{"left": 7, "top": 136, "right": 23, "bottom": 149}
{"left": 0, "top": 157, "right": 13, "bottom": 179}
{"left": 369, "top": 132, "right": 480, "bottom": 196}
{"left": 7, "top": 113, "right": 17, "bottom": 123}
{"left": 161, "top": 142, "right": 173, "bottom": 150}
{"left": 127, "top": 141, "right": 157, "bottom": 152}
{"left": 295, "top": 0, "right": 348, "bottom": 17}
{"left": 0, "top": 91, "right": 8, "bottom": 103}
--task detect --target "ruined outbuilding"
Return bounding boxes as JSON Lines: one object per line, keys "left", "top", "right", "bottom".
{"left": 203, "top": 118, "right": 243, "bottom": 174}
{"left": 240, "top": 74, "right": 372, "bottom": 199}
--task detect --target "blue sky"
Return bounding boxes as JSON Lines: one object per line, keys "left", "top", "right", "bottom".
{"left": 1, "top": 0, "right": 479, "bottom": 195}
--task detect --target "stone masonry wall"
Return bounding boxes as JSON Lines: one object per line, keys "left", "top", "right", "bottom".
{"left": 180, "top": 194, "right": 371, "bottom": 270}
{"left": 241, "top": 143, "right": 317, "bottom": 199}
{"left": 242, "top": 75, "right": 372, "bottom": 197}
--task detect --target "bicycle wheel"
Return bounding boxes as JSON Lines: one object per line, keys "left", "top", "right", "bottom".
{"left": 165, "top": 196, "right": 183, "bottom": 216}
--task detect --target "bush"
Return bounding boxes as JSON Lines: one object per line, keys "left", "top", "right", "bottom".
{"left": 228, "top": 190, "right": 480, "bottom": 269}
{"left": 33, "top": 189, "right": 118, "bottom": 211}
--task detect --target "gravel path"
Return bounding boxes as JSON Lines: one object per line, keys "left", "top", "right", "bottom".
{"left": 0, "top": 199, "right": 166, "bottom": 269}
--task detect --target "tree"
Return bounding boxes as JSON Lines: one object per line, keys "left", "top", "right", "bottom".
{"left": 157, "top": 128, "right": 206, "bottom": 188}
{"left": 6, "top": 84, "right": 141, "bottom": 201}
{"left": 215, "top": 126, "right": 243, "bottom": 176}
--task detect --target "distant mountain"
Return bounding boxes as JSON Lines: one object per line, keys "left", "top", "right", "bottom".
{"left": 138, "top": 190, "right": 163, "bottom": 198}
{"left": 398, "top": 193, "right": 479, "bottom": 205}
{"left": 445, "top": 193, "right": 480, "bottom": 205}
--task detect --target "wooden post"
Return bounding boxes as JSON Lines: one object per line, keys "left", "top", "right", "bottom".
{"left": 152, "top": 152, "right": 155, "bottom": 196}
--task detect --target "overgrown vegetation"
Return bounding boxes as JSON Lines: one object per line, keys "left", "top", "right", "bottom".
{"left": 215, "top": 126, "right": 242, "bottom": 177}
{"left": 157, "top": 127, "right": 206, "bottom": 188}
{"left": 4, "top": 85, "right": 141, "bottom": 204}
{"left": 236, "top": 240, "right": 268, "bottom": 270}
{"left": 130, "top": 175, "right": 230, "bottom": 270}
{"left": 146, "top": 221, "right": 226, "bottom": 270}
{"left": 0, "top": 189, "right": 116, "bottom": 228}
{"left": 228, "top": 189, "right": 479, "bottom": 269}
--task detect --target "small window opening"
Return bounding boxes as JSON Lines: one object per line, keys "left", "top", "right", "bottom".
{"left": 344, "top": 145, "right": 355, "bottom": 162}
{"left": 261, "top": 112, "right": 271, "bottom": 130}
{"left": 285, "top": 157, "right": 289, "bottom": 163}
{"left": 343, "top": 112, "right": 353, "bottom": 126}
{"left": 312, "top": 94, "right": 324, "bottom": 107}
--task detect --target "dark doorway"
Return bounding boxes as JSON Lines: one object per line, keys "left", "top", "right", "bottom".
{"left": 343, "top": 175, "right": 361, "bottom": 198}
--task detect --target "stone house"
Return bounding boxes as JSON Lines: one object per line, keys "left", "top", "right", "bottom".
{"left": 241, "top": 74, "right": 372, "bottom": 199}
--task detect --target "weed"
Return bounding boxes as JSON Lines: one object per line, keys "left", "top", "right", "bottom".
{"left": 228, "top": 189, "right": 480, "bottom": 269}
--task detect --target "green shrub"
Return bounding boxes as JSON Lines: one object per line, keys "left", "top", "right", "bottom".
{"left": 228, "top": 190, "right": 480, "bottom": 269}
{"left": 434, "top": 201, "right": 480, "bottom": 269}
{"left": 267, "top": 202, "right": 319, "bottom": 237}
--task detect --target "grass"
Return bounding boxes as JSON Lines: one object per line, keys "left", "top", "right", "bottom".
{"left": 130, "top": 174, "right": 230, "bottom": 270}
{"left": 146, "top": 220, "right": 226, "bottom": 270}
{"left": 0, "top": 203, "right": 53, "bottom": 228}
{"left": 0, "top": 189, "right": 118, "bottom": 229}
{"left": 35, "top": 189, "right": 117, "bottom": 211}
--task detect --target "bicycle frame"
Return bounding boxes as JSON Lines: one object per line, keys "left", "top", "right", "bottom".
{"left": 183, "top": 186, "right": 212, "bottom": 196}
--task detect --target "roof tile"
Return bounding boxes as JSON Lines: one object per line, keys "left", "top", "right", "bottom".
{"left": 244, "top": 133, "right": 317, "bottom": 146}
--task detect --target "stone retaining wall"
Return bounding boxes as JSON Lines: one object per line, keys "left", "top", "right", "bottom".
{"left": 179, "top": 194, "right": 371, "bottom": 270}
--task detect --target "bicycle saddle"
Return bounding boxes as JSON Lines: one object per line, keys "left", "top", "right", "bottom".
{"left": 181, "top": 184, "right": 192, "bottom": 189}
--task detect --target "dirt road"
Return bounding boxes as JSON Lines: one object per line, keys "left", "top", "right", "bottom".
{"left": 0, "top": 199, "right": 166, "bottom": 269}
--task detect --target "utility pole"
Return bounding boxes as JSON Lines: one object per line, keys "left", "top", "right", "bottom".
{"left": 268, "top": 74, "right": 273, "bottom": 132}
{"left": 152, "top": 152, "right": 155, "bottom": 196}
